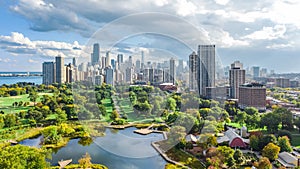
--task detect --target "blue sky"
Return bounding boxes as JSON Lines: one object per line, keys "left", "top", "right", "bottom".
{"left": 0, "top": 0, "right": 300, "bottom": 73}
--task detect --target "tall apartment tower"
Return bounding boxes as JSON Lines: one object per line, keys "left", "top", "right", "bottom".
{"left": 42, "top": 62, "right": 55, "bottom": 85}
{"left": 239, "top": 83, "right": 266, "bottom": 111}
{"left": 91, "top": 43, "right": 100, "bottom": 66}
{"left": 170, "top": 58, "right": 176, "bottom": 84}
{"left": 198, "top": 45, "right": 215, "bottom": 96}
{"left": 229, "top": 61, "right": 245, "bottom": 99}
{"left": 189, "top": 51, "right": 198, "bottom": 91}
{"left": 55, "top": 56, "right": 64, "bottom": 83}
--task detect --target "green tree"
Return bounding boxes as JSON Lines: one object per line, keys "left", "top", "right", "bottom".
{"left": 98, "top": 104, "right": 107, "bottom": 116}
{"left": 245, "top": 107, "right": 259, "bottom": 115}
{"left": 294, "top": 118, "right": 300, "bottom": 133}
{"left": 262, "top": 143, "right": 280, "bottom": 161}
{"left": 166, "top": 97, "right": 177, "bottom": 112}
{"left": 28, "top": 89, "right": 39, "bottom": 106}
{"left": 260, "top": 112, "right": 281, "bottom": 133}
{"left": 235, "top": 111, "right": 247, "bottom": 126}
{"left": 0, "top": 145, "right": 50, "bottom": 169}
{"left": 233, "top": 149, "right": 245, "bottom": 164}
{"left": 4, "top": 113, "right": 17, "bottom": 128}
{"left": 56, "top": 108, "right": 67, "bottom": 124}
{"left": 274, "top": 107, "right": 294, "bottom": 130}
{"left": 110, "top": 110, "right": 119, "bottom": 120}
{"left": 250, "top": 135, "right": 260, "bottom": 151}
{"left": 217, "top": 146, "right": 235, "bottom": 166}
{"left": 277, "top": 136, "right": 292, "bottom": 152}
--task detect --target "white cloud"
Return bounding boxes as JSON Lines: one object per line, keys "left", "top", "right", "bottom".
{"left": 214, "top": 0, "right": 230, "bottom": 5}
{"left": 266, "top": 43, "right": 294, "bottom": 49}
{"left": 28, "top": 59, "right": 39, "bottom": 63}
{"left": 242, "top": 25, "right": 286, "bottom": 40}
{"left": 174, "top": 0, "right": 197, "bottom": 16}
{"left": 0, "top": 32, "right": 85, "bottom": 58}
{"left": 209, "top": 29, "right": 249, "bottom": 48}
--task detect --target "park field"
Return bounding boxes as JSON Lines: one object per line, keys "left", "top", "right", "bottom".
{"left": 0, "top": 93, "right": 53, "bottom": 114}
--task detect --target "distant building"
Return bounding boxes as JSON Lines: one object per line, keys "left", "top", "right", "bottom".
{"left": 105, "top": 67, "right": 114, "bottom": 86}
{"left": 229, "top": 61, "right": 245, "bottom": 99}
{"left": 252, "top": 66, "right": 260, "bottom": 78}
{"left": 117, "top": 54, "right": 123, "bottom": 64}
{"left": 55, "top": 56, "right": 64, "bottom": 83}
{"left": 42, "top": 62, "right": 55, "bottom": 85}
{"left": 91, "top": 43, "right": 100, "bottom": 66}
{"left": 65, "top": 63, "right": 73, "bottom": 83}
{"left": 238, "top": 83, "right": 266, "bottom": 111}
{"left": 206, "top": 86, "right": 229, "bottom": 101}
{"left": 274, "top": 78, "right": 290, "bottom": 88}
{"left": 125, "top": 67, "right": 133, "bottom": 84}
{"left": 170, "top": 58, "right": 176, "bottom": 84}
{"left": 95, "top": 75, "right": 103, "bottom": 85}
{"left": 189, "top": 51, "right": 198, "bottom": 91}
{"left": 198, "top": 45, "right": 215, "bottom": 96}
{"left": 290, "top": 80, "right": 299, "bottom": 88}
{"left": 105, "top": 51, "right": 110, "bottom": 68}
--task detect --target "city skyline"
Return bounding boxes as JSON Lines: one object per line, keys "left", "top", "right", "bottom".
{"left": 0, "top": 1, "right": 300, "bottom": 72}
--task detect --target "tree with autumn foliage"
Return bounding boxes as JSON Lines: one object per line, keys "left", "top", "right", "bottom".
{"left": 262, "top": 143, "right": 280, "bottom": 161}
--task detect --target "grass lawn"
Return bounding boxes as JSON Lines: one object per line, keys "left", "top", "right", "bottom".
{"left": 0, "top": 93, "right": 53, "bottom": 114}
{"left": 100, "top": 98, "right": 113, "bottom": 122}
{"left": 166, "top": 148, "right": 206, "bottom": 169}
{"left": 226, "top": 122, "right": 242, "bottom": 128}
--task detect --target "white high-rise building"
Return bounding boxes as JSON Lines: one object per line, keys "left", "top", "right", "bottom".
{"left": 106, "top": 51, "right": 110, "bottom": 68}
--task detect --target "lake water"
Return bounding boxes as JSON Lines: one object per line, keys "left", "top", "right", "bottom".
{"left": 21, "top": 127, "right": 167, "bottom": 169}
{"left": 0, "top": 76, "right": 42, "bottom": 85}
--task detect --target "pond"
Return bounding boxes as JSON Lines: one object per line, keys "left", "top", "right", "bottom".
{"left": 21, "top": 127, "right": 167, "bottom": 169}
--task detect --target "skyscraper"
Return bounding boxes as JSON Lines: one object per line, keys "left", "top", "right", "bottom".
{"left": 55, "top": 56, "right": 64, "bottom": 83}
{"left": 141, "top": 51, "right": 145, "bottom": 69}
{"left": 72, "top": 57, "right": 77, "bottom": 67}
{"left": 252, "top": 66, "right": 260, "bottom": 78}
{"left": 135, "top": 59, "right": 141, "bottom": 73}
{"left": 106, "top": 51, "right": 110, "bottom": 68}
{"left": 128, "top": 56, "right": 133, "bottom": 67}
{"left": 42, "top": 62, "right": 55, "bottom": 85}
{"left": 177, "top": 59, "right": 184, "bottom": 75}
{"left": 105, "top": 67, "right": 114, "bottom": 86}
{"left": 189, "top": 52, "right": 198, "bottom": 91}
{"left": 198, "top": 45, "right": 215, "bottom": 96}
{"left": 91, "top": 43, "right": 100, "bottom": 66}
{"left": 229, "top": 61, "right": 245, "bottom": 99}
{"left": 125, "top": 67, "right": 133, "bottom": 83}
{"left": 117, "top": 54, "right": 123, "bottom": 64}
{"left": 170, "top": 58, "right": 175, "bottom": 84}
